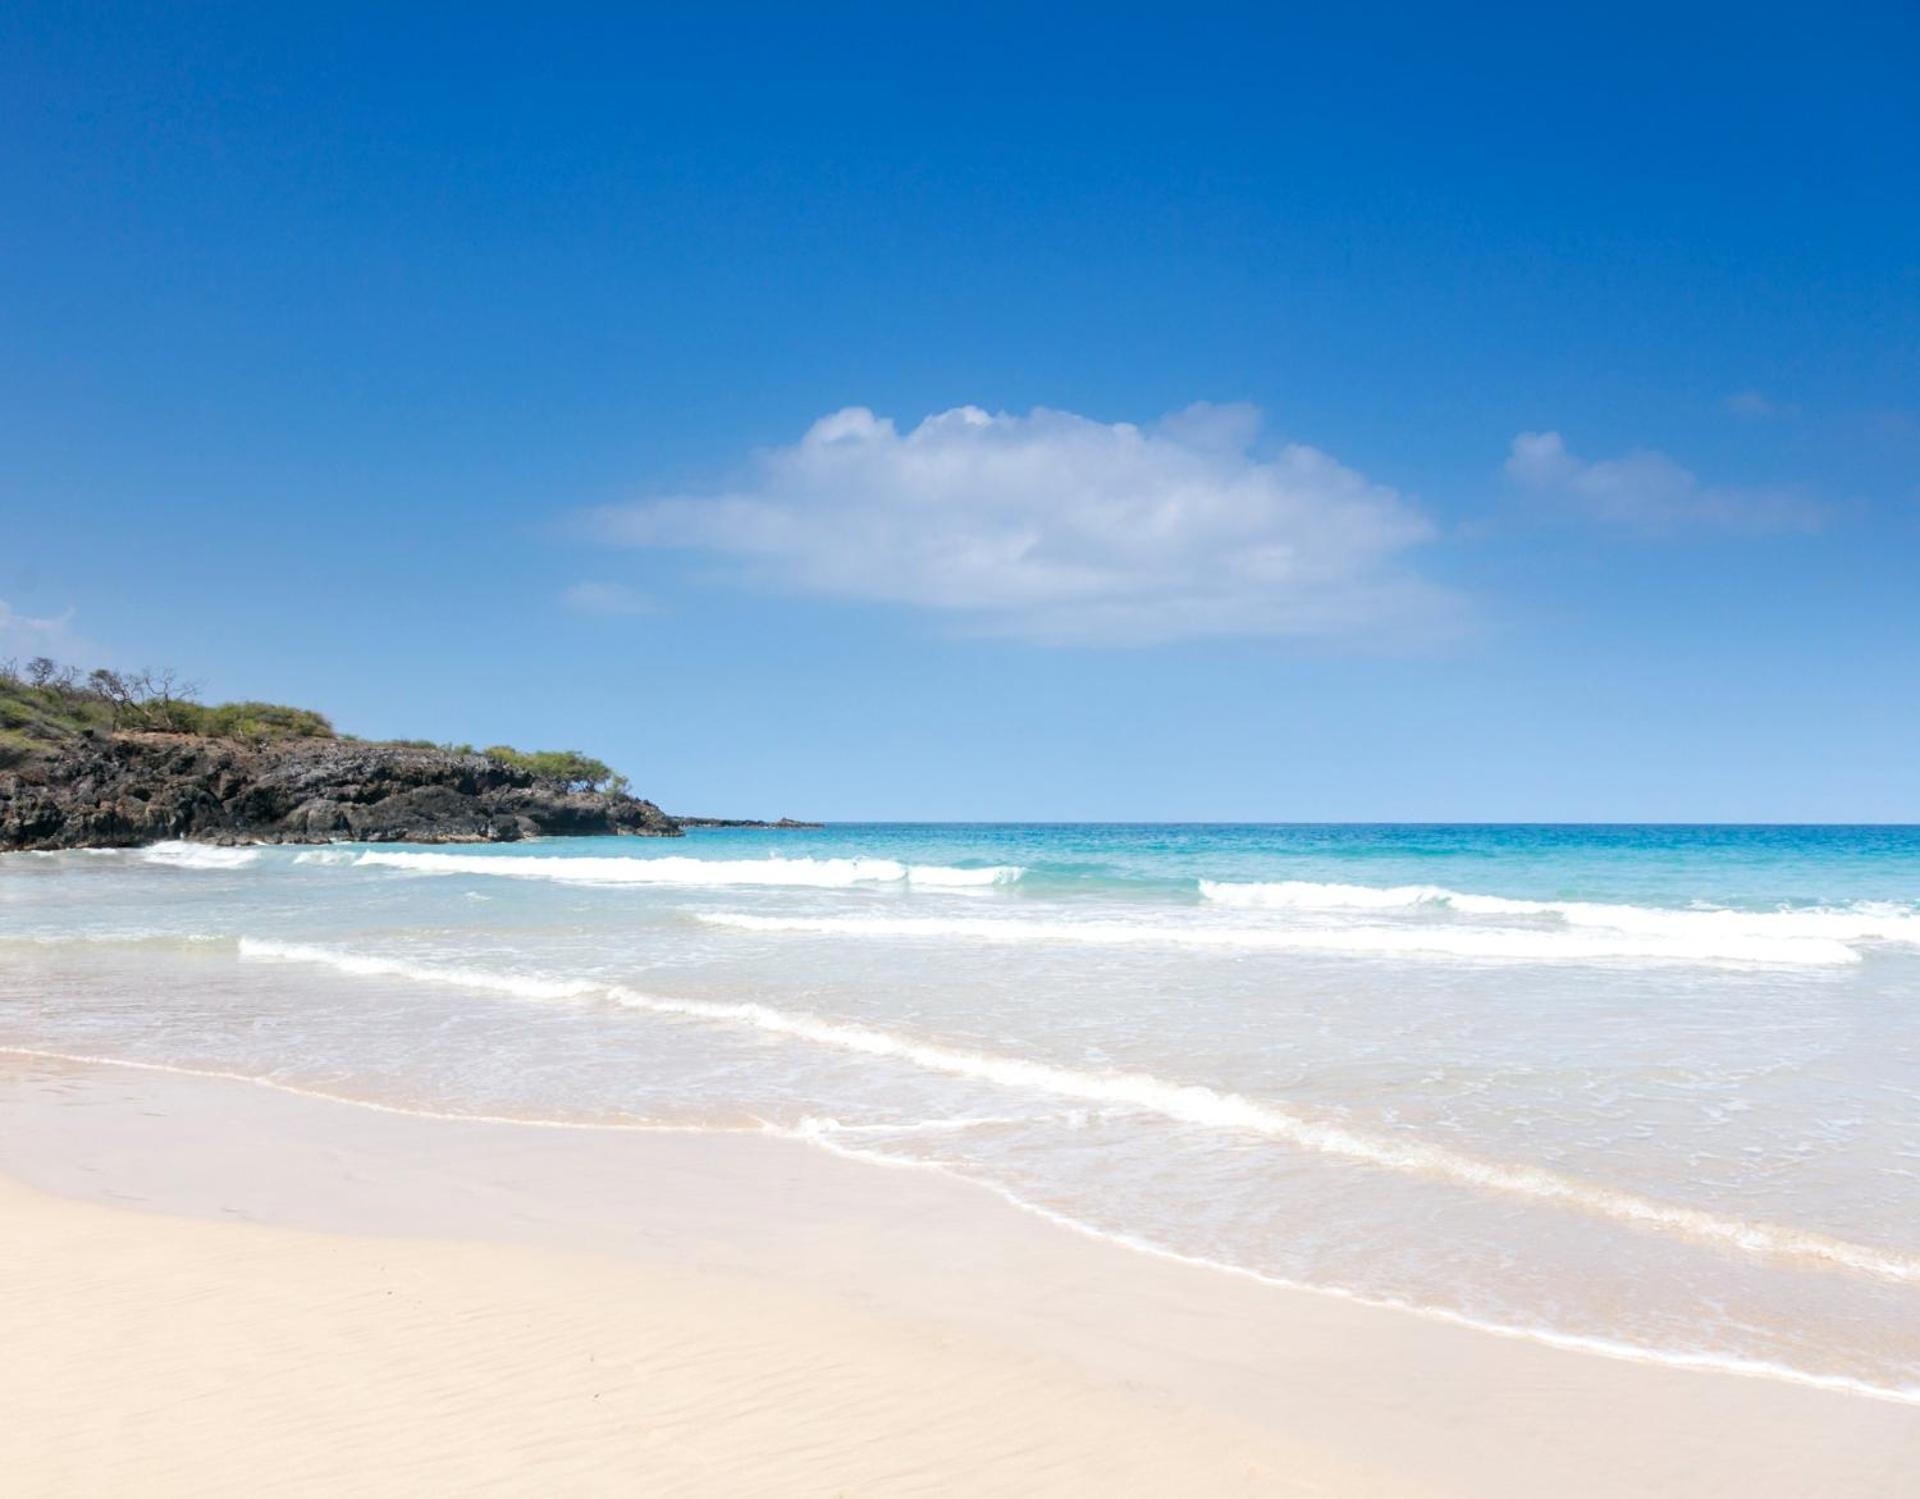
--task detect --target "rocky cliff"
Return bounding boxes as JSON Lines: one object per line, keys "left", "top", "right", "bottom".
{"left": 0, "top": 732, "right": 683, "bottom": 850}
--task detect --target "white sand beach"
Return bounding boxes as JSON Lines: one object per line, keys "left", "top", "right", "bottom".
{"left": 4, "top": 1056, "right": 1915, "bottom": 1497}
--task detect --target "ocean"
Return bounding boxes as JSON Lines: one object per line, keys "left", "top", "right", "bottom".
{"left": 4, "top": 822, "right": 1917, "bottom": 1401}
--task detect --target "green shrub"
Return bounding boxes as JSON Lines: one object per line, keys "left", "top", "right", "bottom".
{"left": 196, "top": 702, "right": 335, "bottom": 740}
{"left": 482, "top": 745, "right": 625, "bottom": 794}
{"left": 1, "top": 667, "right": 331, "bottom": 743}
{"left": 0, "top": 679, "right": 115, "bottom": 741}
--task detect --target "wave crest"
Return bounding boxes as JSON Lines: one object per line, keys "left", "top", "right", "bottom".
{"left": 348, "top": 850, "right": 1022, "bottom": 889}
{"left": 1200, "top": 878, "right": 1920, "bottom": 952}
{"left": 138, "top": 842, "right": 260, "bottom": 871}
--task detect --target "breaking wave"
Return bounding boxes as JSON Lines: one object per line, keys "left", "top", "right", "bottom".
{"left": 347, "top": 850, "right": 1023, "bottom": 889}
{"left": 1199, "top": 878, "right": 1920, "bottom": 945}
{"left": 138, "top": 841, "right": 261, "bottom": 871}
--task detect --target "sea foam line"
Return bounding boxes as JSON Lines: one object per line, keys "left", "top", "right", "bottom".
{"left": 1201, "top": 878, "right": 1920, "bottom": 948}
{"left": 0, "top": 931, "right": 227, "bottom": 949}
{"left": 236, "top": 938, "right": 1920, "bottom": 1285}
{"left": 693, "top": 911, "right": 1860, "bottom": 967}
{"left": 346, "top": 850, "right": 1023, "bottom": 889}
{"left": 786, "top": 1121, "right": 1920, "bottom": 1409}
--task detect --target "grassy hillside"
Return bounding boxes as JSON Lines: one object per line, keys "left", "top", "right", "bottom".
{"left": 0, "top": 670, "right": 331, "bottom": 751}
{"left": 0, "top": 660, "right": 627, "bottom": 793}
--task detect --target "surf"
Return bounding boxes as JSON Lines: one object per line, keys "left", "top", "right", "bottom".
{"left": 1200, "top": 878, "right": 1920, "bottom": 950}
{"left": 236, "top": 937, "right": 1920, "bottom": 1284}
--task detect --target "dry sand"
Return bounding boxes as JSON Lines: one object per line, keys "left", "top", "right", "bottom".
{"left": 2, "top": 1057, "right": 1915, "bottom": 1496}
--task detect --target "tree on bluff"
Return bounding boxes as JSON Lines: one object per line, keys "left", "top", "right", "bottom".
{"left": 482, "top": 745, "right": 630, "bottom": 796}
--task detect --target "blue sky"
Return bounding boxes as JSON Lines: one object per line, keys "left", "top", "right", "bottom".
{"left": 2, "top": 3, "right": 1915, "bottom": 820}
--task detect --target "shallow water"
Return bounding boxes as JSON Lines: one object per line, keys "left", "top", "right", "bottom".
{"left": 4, "top": 824, "right": 1918, "bottom": 1400}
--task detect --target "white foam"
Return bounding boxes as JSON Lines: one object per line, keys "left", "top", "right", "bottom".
{"left": 240, "top": 937, "right": 602, "bottom": 1001}
{"left": 0, "top": 931, "right": 226, "bottom": 948}
{"left": 236, "top": 939, "right": 1920, "bottom": 1285}
{"left": 138, "top": 841, "right": 261, "bottom": 871}
{"left": 291, "top": 849, "right": 358, "bottom": 865}
{"left": 1202, "top": 879, "right": 1449, "bottom": 911}
{"left": 906, "top": 864, "right": 1025, "bottom": 887}
{"left": 1201, "top": 879, "right": 1920, "bottom": 949}
{"left": 347, "top": 850, "right": 1023, "bottom": 890}
{"left": 785, "top": 1124, "right": 1920, "bottom": 1409}
{"left": 694, "top": 911, "right": 1859, "bottom": 967}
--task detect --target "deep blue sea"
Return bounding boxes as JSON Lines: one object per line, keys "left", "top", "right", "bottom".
{"left": 5, "top": 823, "right": 1918, "bottom": 1400}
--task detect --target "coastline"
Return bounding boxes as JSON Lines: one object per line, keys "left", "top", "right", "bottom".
{"left": 4, "top": 1055, "right": 1915, "bottom": 1496}
{"left": 0, "top": 715, "right": 817, "bottom": 851}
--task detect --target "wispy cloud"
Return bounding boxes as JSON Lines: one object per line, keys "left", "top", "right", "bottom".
{"left": 0, "top": 601, "right": 89, "bottom": 663}
{"left": 588, "top": 404, "right": 1458, "bottom": 646}
{"left": 1505, "top": 431, "right": 1822, "bottom": 533}
{"left": 561, "top": 581, "right": 658, "bottom": 617}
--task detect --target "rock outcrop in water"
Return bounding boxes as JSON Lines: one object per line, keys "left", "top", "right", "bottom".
{"left": 674, "top": 815, "right": 824, "bottom": 830}
{"left": 0, "top": 732, "right": 683, "bottom": 850}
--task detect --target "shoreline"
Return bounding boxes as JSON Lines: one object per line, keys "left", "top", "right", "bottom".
{"left": 4, "top": 1055, "right": 1916, "bottom": 1495}
{"left": 10, "top": 1038, "right": 1914, "bottom": 1410}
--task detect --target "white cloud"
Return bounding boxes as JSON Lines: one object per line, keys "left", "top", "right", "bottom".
{"left": 1505, "top": 431, "right": 1821, "bottom": 533}
{"left": 561, "top": 581, "right": 658, "bottom": 617}
{"left": 0, "top": 601, "right": 87, "bottom": 665}
{"left": 590, "top": 403, "right": 1455, "bottom": 646}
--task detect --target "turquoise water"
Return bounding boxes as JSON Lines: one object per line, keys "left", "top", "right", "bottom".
{"left": 583, "top": 821, "right": 1920, "bottom": 906}
{"left": 4, "top": 823, "right": 1918, "bottom": 1399}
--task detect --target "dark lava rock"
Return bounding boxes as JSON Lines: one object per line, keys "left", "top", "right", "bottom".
{"left": 674, "top": 816, "right": 825, "bottom": 830}
{"left": 0, "top": 733, "right": 683, "bottom": 851}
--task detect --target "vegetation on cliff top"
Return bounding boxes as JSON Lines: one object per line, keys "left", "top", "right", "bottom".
{"left": 0, "top": 656, "right": 629, "bottom": 793}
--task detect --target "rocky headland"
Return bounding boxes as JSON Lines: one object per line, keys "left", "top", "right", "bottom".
{"left": 0, "top": 733, "right": 684, "bottom": 850}
{"left": 0, "top": 666, "right": 815, "bottom": 851}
